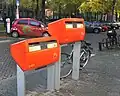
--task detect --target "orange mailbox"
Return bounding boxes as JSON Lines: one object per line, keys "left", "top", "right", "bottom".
{"left": 10, "top": 37, "right": 60, "bottom": 71}
{"left": 48, "top": 18, "right": 85, "bottom": 44}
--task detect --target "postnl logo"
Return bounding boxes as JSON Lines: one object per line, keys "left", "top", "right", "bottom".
{"left": 22, "top": 26, "right": 31, "bottom": 34}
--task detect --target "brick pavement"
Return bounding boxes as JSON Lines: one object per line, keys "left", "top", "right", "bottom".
{"left": 27, "top": 49, "right": 120, "bottom": 96}
{"left": 0, "top": 32, "right": 120, "bottom": 96}
{"left": 0, "top": 42, "right": 16, "bottom": 81}
{"left": 0, "top": 39, "right": 47, "bottom": 96}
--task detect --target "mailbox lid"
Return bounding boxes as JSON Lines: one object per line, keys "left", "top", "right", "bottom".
{"left": 48, "top": 19, "right": 65, "bottom": 39}
{"left": 26, "top": 37, "right": 58, "bottom": 43}
{"left": 10, "top": 40, "right": 28, "bottom": 53}
{"left": 63, "top": 18, "right": 84, "bottom": 22}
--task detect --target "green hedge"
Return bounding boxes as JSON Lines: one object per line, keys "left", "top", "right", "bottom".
{"left": 0, "top": 24, "right": 5, "bottom": 32}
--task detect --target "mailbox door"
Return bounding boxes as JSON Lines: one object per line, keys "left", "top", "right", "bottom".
{"left": 24, "top": 48, "right": 59, "bottom": 71}
{"left": 65, "top": 21, "right": 85, "bottom": 43}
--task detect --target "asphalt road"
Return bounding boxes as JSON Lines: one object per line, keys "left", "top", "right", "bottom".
{"left": 0, "top": 31, "right": 120, "bottom": 96}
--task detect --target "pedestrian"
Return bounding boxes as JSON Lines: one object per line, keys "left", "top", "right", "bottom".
{"left": 2, "top": 13, "right": 9, "bottom": 34}
{"left": 2, "top": 13, "right": 6, "bottom": 28}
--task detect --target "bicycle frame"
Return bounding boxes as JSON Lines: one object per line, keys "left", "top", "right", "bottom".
{"left": 68, "top": 44, "right": 91, "bottom": 61}
{"left": 60, "top": 41, "right": 93, "bottom": 78}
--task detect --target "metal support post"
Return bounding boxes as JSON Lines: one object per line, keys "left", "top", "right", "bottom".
{"left": 72, "top": 41, "right": 81, "bottom": 80}
{"left": 17, "top": 65, "right": 25, "bottom": 96}
{"left": 54, "top": 47, "right": 61, "bottom": 90}
{"left": 16, "top": 6, "right": 19, "bottom": 19}
{"left": 16, "top": 0, "right": 19, "bottom": 19}
{"left": 47, "top": 47, "right": 61, "bottom": 91}
{"left": 6, "top": 18, "right": 10, "bottom": 34}
{"left": 47, "top": 64, "right": 55, "bottom": 91}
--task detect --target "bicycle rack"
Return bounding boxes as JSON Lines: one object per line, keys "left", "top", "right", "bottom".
{"left": 98, "top": 35, "right": 120, "bottom": 51}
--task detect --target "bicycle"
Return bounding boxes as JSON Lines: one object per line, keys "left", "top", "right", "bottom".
{"left": 99, "top": 29, "right": 119, "bottom": 51}
{"left": 60, "top": 41, "right": 93, "bottom": 79}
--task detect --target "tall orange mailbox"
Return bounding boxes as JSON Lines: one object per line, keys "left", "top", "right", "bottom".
{"left": 48, "top": 18, "right": 85, "bottom": 44}
{"left": 10, "top": 37, "right": 60, "bottom": 71}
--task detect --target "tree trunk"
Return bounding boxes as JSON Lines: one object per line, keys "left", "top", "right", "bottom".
{"left": 86, "top": 12, "right": 89, "bottom": 21}
{"left": 58, "top": 4, "right": 61, "bottom": 19}
{"left": 41, "top": 0, "right": 46, "bottom": 23}
{"left": 111, "top": 0, "right": 117, "bottom": 22}
{"left": 36, "top": 0, "right": 39, "bottom": 19}
{"left": 32, "top": 0, "right": 36, "bottom": 18}
{"left": 95, "top": 13, "right": 96, "bottom": 21}
{"left": 115, "top": 11, "right": 117, "bottom": 21}
{"left": 100, "top": 13, "right": 103, "bottom": 22}
{"left": 97, "top": 12, "right": 99, "bottom": 21}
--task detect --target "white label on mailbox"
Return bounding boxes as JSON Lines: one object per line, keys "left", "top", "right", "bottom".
{"left": 77, "top": 24, "right": 83, "bottom": 28}
{"left": 65, "top": 24, "right": 73, "bottom": 28}
{"left": 47, "top": 43, "right": 57, "bottom": 48}
{"left": 29, "top": 45, "right": 41, "bottom": 52}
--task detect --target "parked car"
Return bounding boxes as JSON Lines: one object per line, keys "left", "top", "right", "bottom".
{"left": 84, "top": 21, "right": 102, "bottom": 33}
{"left": 10, "top": 18, "right": 49, "bottom": 38}
{"left": 110, "top": 23, "right": 119, "bottom": 29}
{"left": 100, "top": 21, "right": 119, "bottom": 29}
{"left": 99, "top": 24, "right": 108, "bottom": 32}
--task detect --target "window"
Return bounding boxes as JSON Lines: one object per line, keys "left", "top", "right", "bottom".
{"left": 84, "top": 21, "right": 89, "bottom": 25}
{"left": 18, "top": 20, "right": 28, "bottom": 25}
{"left": 39, "top": 21, "right": 46, "bottom": 27}
{"left": 12, "top": 19, "right": 17, "bottom": 24}
{"left": 29, "top": 20, "right": 40, "bottom": 27}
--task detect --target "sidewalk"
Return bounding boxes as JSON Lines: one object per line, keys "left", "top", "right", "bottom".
{"left": 26, "top": 78, "right": 86, "bottom": 96}
{"left": 0, "top": 31, "right": 7, "bottom": 37}
{"left": 26, "top": 49, "right": 120, "bottom": 96}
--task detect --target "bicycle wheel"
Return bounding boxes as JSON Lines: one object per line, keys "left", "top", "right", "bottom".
{"left": 79, "top": 49, "right": 90, "bottom": 69}
{"left": 106, "top": 38, "right": 113, "bottom": 49}
{"left": 61, "top": 53, "right": 73, "bottom": 79}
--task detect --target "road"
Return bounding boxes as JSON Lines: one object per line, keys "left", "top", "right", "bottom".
{"left": 0, "top": 32, "right": 120, "bottom": 96}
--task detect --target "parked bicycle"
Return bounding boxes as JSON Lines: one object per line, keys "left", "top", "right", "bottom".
{"left": 99, "top": 27, "right": 120, "bottom": 51}
{"left": 60, "top": 40, "right": 93, "bottom": 79}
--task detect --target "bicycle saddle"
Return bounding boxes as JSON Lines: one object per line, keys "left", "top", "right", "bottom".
{"left": 82, "top": 41, "right": 91, "bottom": 46}
{"left": 86, "top": 42, "right": 91, "bottom": 46}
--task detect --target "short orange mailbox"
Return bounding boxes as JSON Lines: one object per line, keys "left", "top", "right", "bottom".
{"left": 10, "top": 37, "right": 60, "bottom": 71}
{"left": 48, "top": 18, "right": 85, "bottom": 44}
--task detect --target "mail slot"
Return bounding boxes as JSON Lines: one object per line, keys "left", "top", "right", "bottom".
{"left": 48, "top": 18, "right": 85, "bottom": 44}
{"left": 10, "top": 37, "right": 60, "bottom": 71}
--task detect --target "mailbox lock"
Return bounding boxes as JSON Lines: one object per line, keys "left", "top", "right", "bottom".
{"left": 53, "top": 53, "right": 57, "bottom": 58}
{"left": 81, "top": 32, "right": 85, "bottom": 36}
{"left": 29, "top": 64, "right": 35, "bottom": 68}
